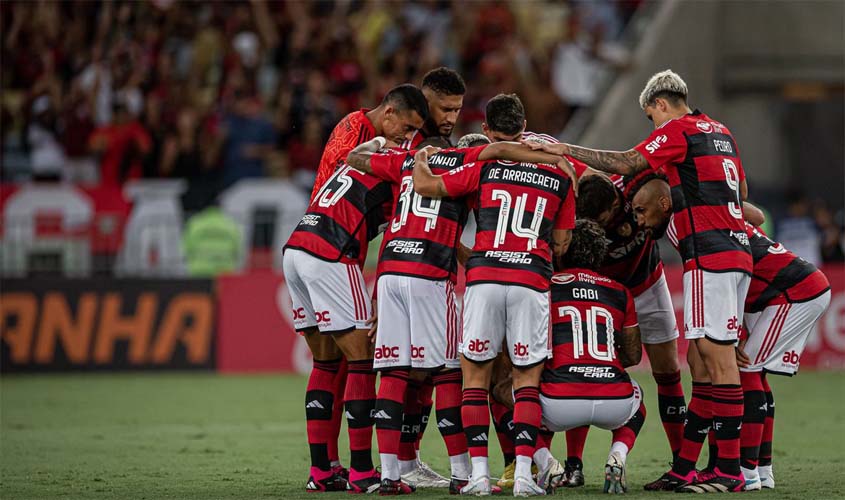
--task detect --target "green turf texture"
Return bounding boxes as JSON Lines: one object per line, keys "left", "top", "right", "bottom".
{"left": 2, "top": 372, "right": 843, "bottom": 499}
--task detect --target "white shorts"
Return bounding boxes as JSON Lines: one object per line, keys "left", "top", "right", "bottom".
{"left": 373, "top": 274, "right": 461, "bottom": 371}
{"left": 460, "top": 284, "right": 551, "bottom": 367}
{"left": 540, "top": 380, "right": 643, "bottom": 432}
{"left": 742, "top": 291, "right": 831, "bottom": 376}
{"left": 282, "top": 249, "right": 371, "bottom": 333}
{"left": 683, "top": 270, "right": 751, "bottom": 344}
{"left": 634, "top": 272, "right": 679, "bottom": 345}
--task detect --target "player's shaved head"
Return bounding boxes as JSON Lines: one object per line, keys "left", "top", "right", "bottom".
{"left": 627, "top": 173, "right": 672, "bottom": 238}
{"left": 457, "top": 133, "right": 491, "bottom": 148}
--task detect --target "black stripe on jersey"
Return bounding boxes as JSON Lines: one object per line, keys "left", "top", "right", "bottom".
{"left": 551, "top": 324, "right": 613, "bottom": 349}
{"left": 671, "top": 181, "right": 738, "bottom": 210}
{"left": 291, "top": 213, "right": 355, "bottom": 261}
{"left": 678, "top": 229, "right": 750, "bottom": 261}
{"left": 748, "top": 257, "right": 824, "bottom": 312}
{"left": 684, "top": 131, "right": 739, "bottom": 159}
{"left": 551, "top": 285, "right": 628, "bottom": 313}
{"left": 465, "top": 252, "right": 553, "bottom": 277}
{"left": 541, "top": 365, "right": 631, "bottom": 385}
{"left": 480, "top": 163, "right": 571, "bottom": 198}
{"left": 379, "top": 237, "right": 457, "bottom": 274}
{"left": 407, "top": 150, "right": 476, "bottom": 173}
{"left": 475, "top": 207, "right": 555, "bottom": 242}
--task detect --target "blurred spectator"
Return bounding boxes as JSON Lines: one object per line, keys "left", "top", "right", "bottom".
{"left": 776, "top": 191, "right": 823, "bottom": 266}
{"left": 814, "top": 202, "right": 845, "bottom": 263}
{"left": 26, "top": 96, "right": 65, "bottom": 181}
{"left": 220, "top": 91, "right": 276, "bottom": 188}
{"left": 89, "top": 98, "right": 152, "bottom": 186}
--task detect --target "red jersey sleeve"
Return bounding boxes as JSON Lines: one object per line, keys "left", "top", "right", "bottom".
{"left": 368, "top": 151, "right": 406, "bottom": 184}
{"left": 623, "top": 287, "right": 638, "bottom": 328}
{"left": 441, "top": 161, "right": 483, "bottom": 197}
{"left": 457, "top": 144, "right": 490, "bottom": 164}
{"left": 554, "top": 184, "right": 576, "bottom": 230}
{"left": 633, "top": 120, "right": 688, "bottom": 170}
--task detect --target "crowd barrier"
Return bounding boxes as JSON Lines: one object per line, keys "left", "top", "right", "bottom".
{"left": 1, "top": 266, "right": 843, "bottom": 373}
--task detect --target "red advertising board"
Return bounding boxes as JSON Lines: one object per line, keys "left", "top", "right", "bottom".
{"left": 216, "top": 265, "right": 845, "bottom": 374}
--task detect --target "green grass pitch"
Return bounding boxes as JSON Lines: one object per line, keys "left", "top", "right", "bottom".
{"left": 2, "top": 372, "right": 843, "bottom": 499}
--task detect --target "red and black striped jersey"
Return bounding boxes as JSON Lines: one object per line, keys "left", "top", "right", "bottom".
{"left": 744, "top": 223, "right": 830, "bottom": 313}
{"left": 633, "top": 110, "right": 752, "bottom": 274}
{"left": 598, "top": 176, "right": 663, "bottom": 296}
{"left": 368, "top": 145, "right": 488, "bottom": 282}
{"left": 310, "top": 109, "right": 376, "bottom": 202}
{"left": 441, "top": 159, "right": 575, "bottom": 291}
{"left": 286, "top": 162, "right": 392, "bottom": 266}
{"left": 542, "top": 268, "right": 639, "bottom": 400}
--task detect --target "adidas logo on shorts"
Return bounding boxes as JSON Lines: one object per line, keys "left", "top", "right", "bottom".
{"left": 306, "top": 400, "right": 325, "bottom": 409}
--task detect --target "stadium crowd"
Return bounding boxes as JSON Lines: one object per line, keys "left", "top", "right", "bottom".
{"left": 2, "top": 0, "right": 635, "bottom": 194}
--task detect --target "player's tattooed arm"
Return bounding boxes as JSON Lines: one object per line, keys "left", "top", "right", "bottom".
{"left": 345, "top": 137, "right": 388, "bottom": 173}
{"left": 522, "top": 141, "right": 649, "bottom": 176}
{"left": 411, "top": 146, "right": 448, "bottom": 198}
{"left": 616, "top": 326, "right": 643, "bottom": 368}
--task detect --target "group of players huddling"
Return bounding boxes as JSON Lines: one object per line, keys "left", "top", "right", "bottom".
{"left": 282, "top": 67, "right": 831, "bottom": 496}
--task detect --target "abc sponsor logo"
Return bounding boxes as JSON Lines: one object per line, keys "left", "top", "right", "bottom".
{"left": 726, "top": 316, "right": 740, "bottom": 332}
{"left": 293, "top": 308, "right": 331, "bottom": 323}
{"left": 411, "top": 345, "right": 425, "bottom": 359}
{"left": 466, "top": 339, "right": 490, "bottom": 353}
{"left": 513, "top": 342, "right": 529, "bottom": 357}
{"left": 782, "top": 350, "right": 800, "bottom": 365}
{"left": 375, "top": 345, "right": 400, "bottom": 360}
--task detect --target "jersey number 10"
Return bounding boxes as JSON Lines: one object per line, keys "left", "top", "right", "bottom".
{"left": 557, "top": 305, "right": 616, "bottom": 362}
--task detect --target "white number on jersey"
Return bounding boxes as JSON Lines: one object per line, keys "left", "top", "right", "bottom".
{"left": 721, "top": 159, "right": 743, "bottom": 221}
{"left": 491, "top": 189, "right": 547, "bottom": 250}
{"left": 314, "top": 165, "right": 355, "bottom": 208}
{"left": 391, "top": 177, "right": 442, "bottom": 233}
{"left": 557, "top": 305, "right": 616, "bottom": 362}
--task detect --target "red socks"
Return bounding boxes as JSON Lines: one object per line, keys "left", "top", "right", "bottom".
{"left": 433, "top": 369, "right": 467, "bottom": 457}
{"left": 463, "top": 388, "right": 490, "bottom": 458}
{"left": 711, "top": 384, "right": 744, "bottom": 476}
{"left": 565, "top": 426, "right": 589, "bottom": 461}
{"left": 345, "top": 359, "right": 377, "bottom": 473}
{"left": 513, "top": 387, "right": 541, "bottom": 459}
{"left": 653, "top": 370, "right": 686, "bottom": 458}
{"left": 673, "top": 382, "right": 712, "bottom": 476}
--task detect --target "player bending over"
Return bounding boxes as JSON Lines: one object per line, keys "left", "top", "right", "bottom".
{"left": 733, "top": 223, "right": 830, "bottom": 489}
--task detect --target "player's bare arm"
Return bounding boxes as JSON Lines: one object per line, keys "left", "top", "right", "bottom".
{"left": 743, "top": 201, "right": 766, "bottom": 227}
{"left": 345, "top": 137, "right": 389, "bottom": 173}
{"left": 523, "top": 140, "right": 649, "bottom": 177}
{"left": 411, "top": 146, "right": 449, "bottom": 198}
{"left": 551, "top": 229, "right": 572, "bottom": 260}
{"left": 457, "top": 243, "right": 472, "bottom": 267}
{"left": 616, "top": 326, "right": 643, "bottom": 368}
